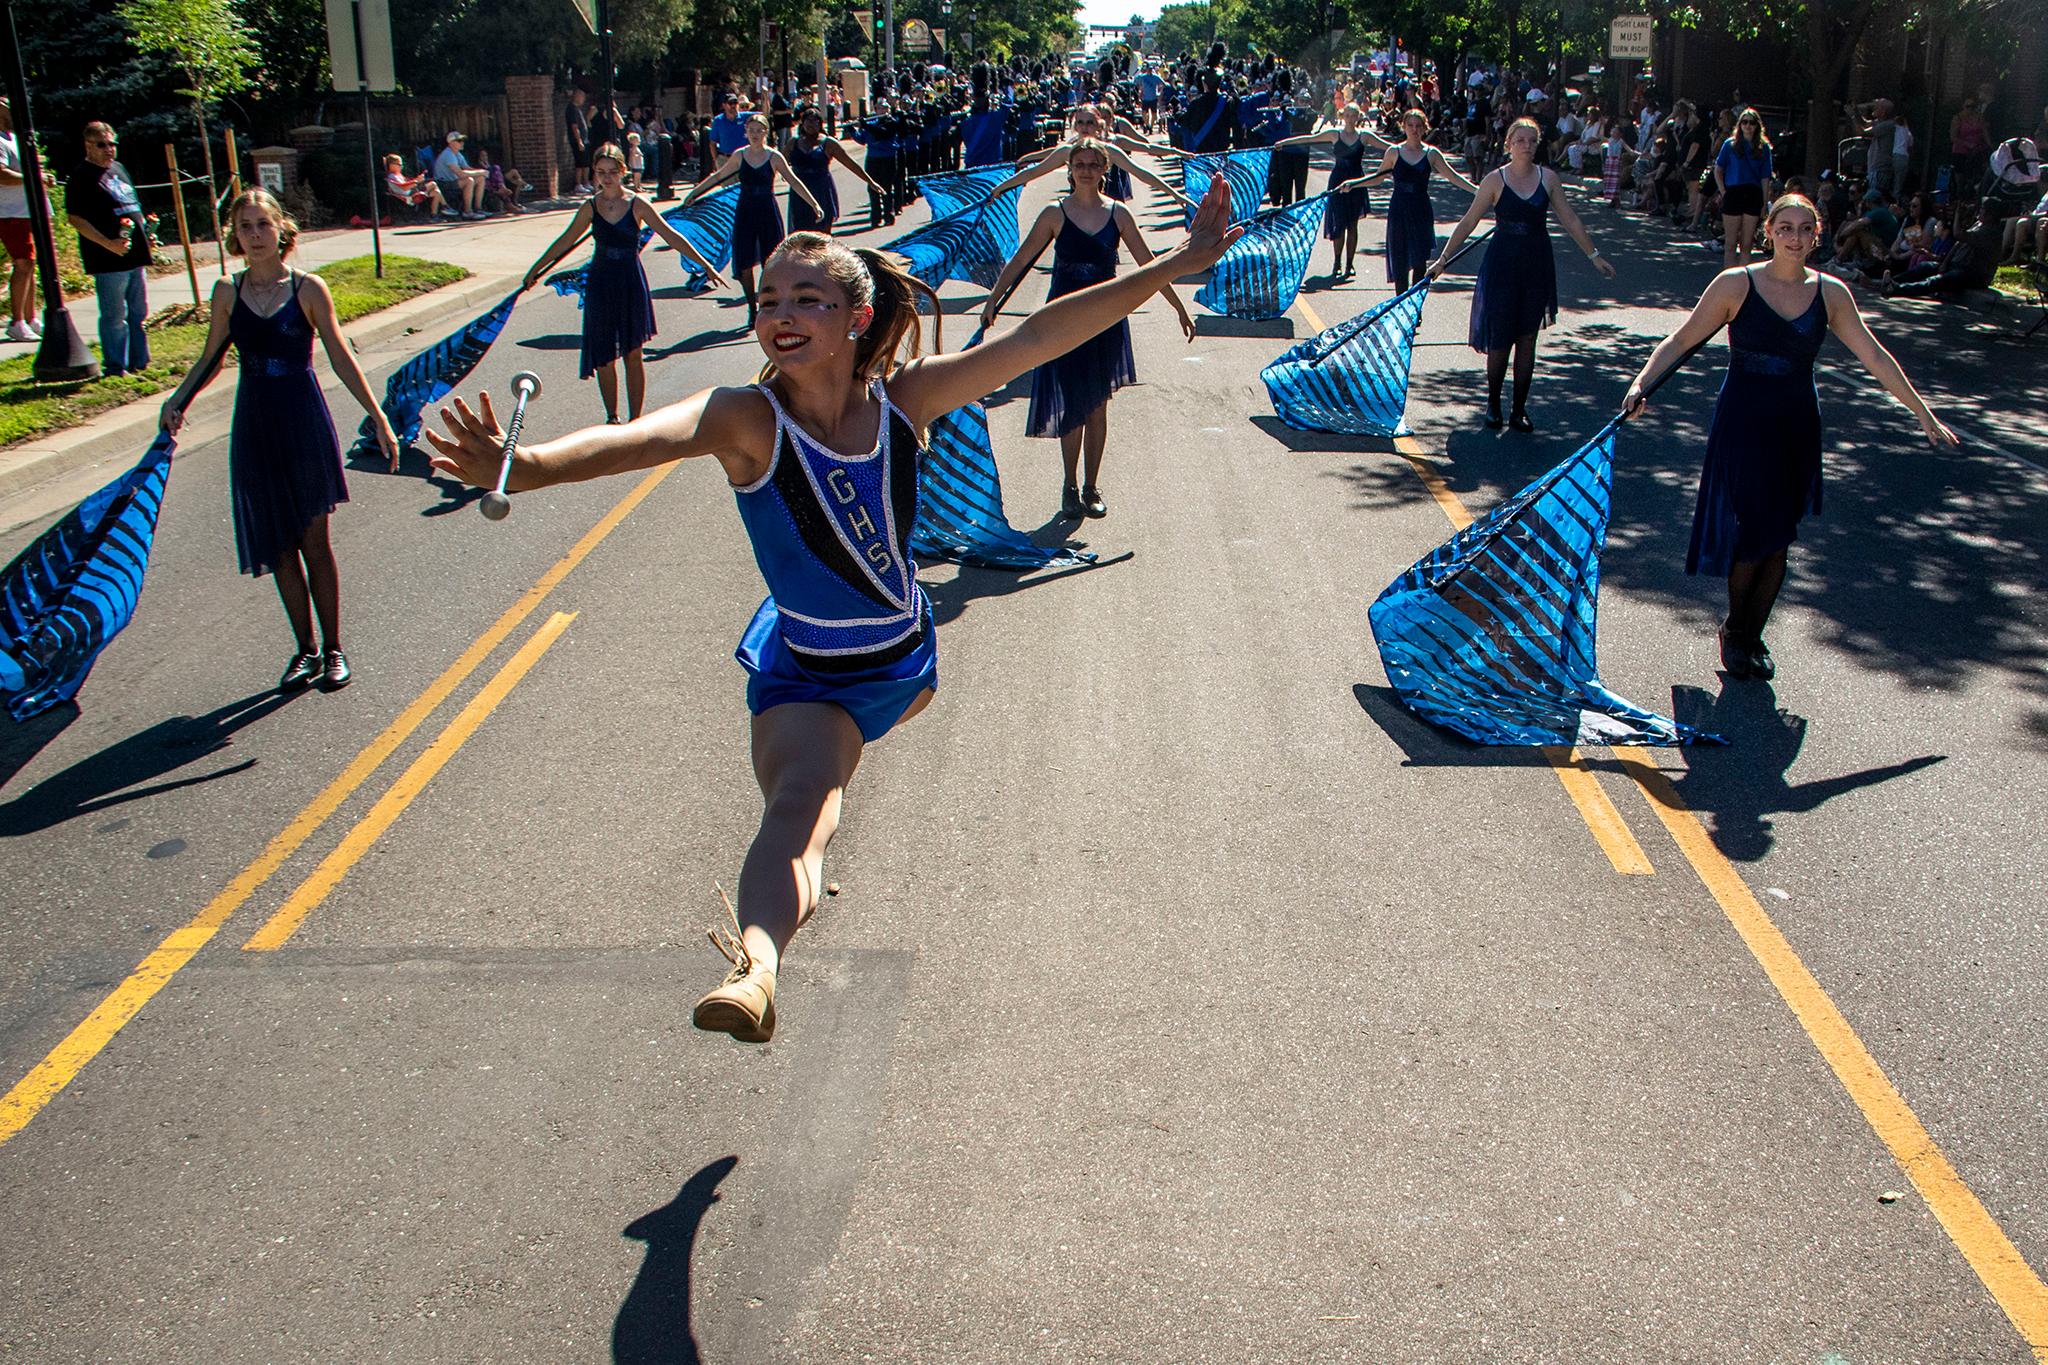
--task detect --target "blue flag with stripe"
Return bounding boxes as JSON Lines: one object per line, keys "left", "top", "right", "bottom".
{"left": 547, "top": 185, "right": 739, "bottom": 303}
{"left": 0, "top": 434, "right": 173, "bottom": 720}
{"left": 1260, "top": 279, "right": 1429, "bottom": 435}
{"left": 915, "top": 165, "right": 1014, "bottom": 218}
{"left": 882, "top": 188, "right": 1021, "bottom": 290}
{"left": 912, "top": 403, "right": 1094, "bottom": 570}
{"left": 1194, "top": 193, "right": 1327, "bottom": 320}
{"left": 1178, "top": 149, "right": 1272, "bottom": 226}
{"left": 354, "top": 289, "right": 524, "bottom": 455}
{"left": 1368, "top": 421, "right": 1718, "bottom": 746}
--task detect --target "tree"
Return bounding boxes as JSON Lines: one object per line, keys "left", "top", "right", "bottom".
{"left": 121, "top": 0, "right": 259, "bottom": 265}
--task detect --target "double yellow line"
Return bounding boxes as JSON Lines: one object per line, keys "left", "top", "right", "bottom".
{"left": 0, "top": 465, "right": 674, "bottom": 1148}
{"left": 1300, "top": 277, "right": 2045, "bottom": 1353}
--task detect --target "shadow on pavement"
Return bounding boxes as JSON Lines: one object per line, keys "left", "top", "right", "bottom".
{"left": 921, "top": 547, "right": 1135, "bottom": 628}
{"left": 1655, "top": 680, "right": 1948, "bottom": 861}
{"left": 0, "top": 687, "right": 298, "bottom": 834}
{"left": 612, "top": 1154, "right": 736, "bottom": 1365}
{"left": 1351, "top": 682, "right": 1551, "bottom": 768}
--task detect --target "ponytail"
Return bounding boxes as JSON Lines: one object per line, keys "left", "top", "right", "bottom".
{"left": 757, "top": 233, "right": 942, "bottom": 384}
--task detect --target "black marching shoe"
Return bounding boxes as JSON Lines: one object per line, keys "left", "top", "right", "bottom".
{"left": 1509, "top": 409, "right": 1535, "bottom": 433}
{"left": 279, "top": 649, "right": 322, "bottom": 691}
{"left": 1718, "top": 626, "right": 1754, "bottom": 680}
{"left": 1080, "top": 484, "right": 1108, "bottom": 518}
{"left": 1748, "top": 639, "right": 1776, "bottom": 681}
{"left": 1060, "top": 483, "right": 1084, "bottom": 519}
{"left": 1484, "top": 408, "right": 1505, "bottom": 430}
{"left": 320, "top": 649, "right": 352, "bottom": 691}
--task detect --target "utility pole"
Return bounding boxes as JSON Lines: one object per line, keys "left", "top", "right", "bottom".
{"left": 884, "top": 0, "right": 895, "bottom": 77}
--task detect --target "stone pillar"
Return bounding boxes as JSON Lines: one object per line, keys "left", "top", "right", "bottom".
{"left": 248, "top": 146, "right": 299, "bottom": 195}
{"left": 505, "top": 74, "right": 560, "bottom": 199}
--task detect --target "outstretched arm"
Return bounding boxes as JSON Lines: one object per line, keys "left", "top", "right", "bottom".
{"left": 1426, "top": 146, "right": 1481, "bottom": 195}
{"left": 682, "top": 152, "right": 740, "bottom": 204}
{"left": 826, "top": 138, "right": 884, "bottom": 193}
{"left": 523, "top": 201, "right": 595, "bottom": 288}
{"left": 1623, "top": 269, "right": 1744, "bottom": 414}
{"left": 1115, "top": 203, "right": 1195, "bottom": 342}
{"left": 980, "top": 204, "right": 1063, "bottom": 328}
{"left": 1547, "top": 171, "right": 1616, "bottom": 278}
{"left": 1105, "top": 144, "right": 1194, "bottom": 208}
{"left": 301, "top": 273, "right": 400, "bottom": 469}
{"left": 1427, "top": 172, "right": 1500, "bottom": 276}
{"left": 1820, "top": 276, "right": 1958, "bottom": 446}
{"left": 890, "top": 178, "right": 1240, "bottom": 429}
{"left": 988, "top": 147, "right": 1066, "bottom": 198}
{"left": 426, "top": 383, "right": 778, "bottom": 492}
{"left": 1272, "top": 130, "right": 1334, "bottom": 150}
{"left": 768, "top": 151, "right": 825, "bottom": 216}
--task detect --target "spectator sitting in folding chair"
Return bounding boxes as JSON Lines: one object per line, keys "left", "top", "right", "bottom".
{"left": 383, "top": 154, "right": 452, "bottom": 219}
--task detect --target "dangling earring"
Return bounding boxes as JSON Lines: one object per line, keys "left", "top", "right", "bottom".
{"left": 847, "top": 330, "right": 860, "bottom": 340}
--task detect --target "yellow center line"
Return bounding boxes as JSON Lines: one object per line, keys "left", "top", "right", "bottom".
{"left": 1388, "top": 435, "right": 1654, "bottom": 876}
{"left": 0, "top": 466, "right": 674, "bottom": 1149}
{"left": 245, "top": 611, "right": 576, "bottom": 951}
{"left": 1612, "top": 749, "right": 2048, "bottom": 1359}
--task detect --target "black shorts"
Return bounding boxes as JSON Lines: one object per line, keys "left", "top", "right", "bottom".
{"left": 1723, "top": 182, "right": 1764, "bottom": 217}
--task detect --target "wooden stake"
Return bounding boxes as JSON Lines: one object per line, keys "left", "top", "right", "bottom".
{"left": 223, "top": 126, "right": 241, "bottom": 197}
{"left": 165, "top": 143, "right": 199, "bottom": 307}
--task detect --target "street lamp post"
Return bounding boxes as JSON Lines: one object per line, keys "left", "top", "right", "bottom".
{"left": 1, "top": 0, "right": 95, "bottom": 381}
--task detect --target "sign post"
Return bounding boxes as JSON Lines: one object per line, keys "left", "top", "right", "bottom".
{"left": 325, "top": 0, "right": 395, "bottom": 277}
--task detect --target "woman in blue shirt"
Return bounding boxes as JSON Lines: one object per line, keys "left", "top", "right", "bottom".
{"left": 1714, "top": 108, "right": 1776, "bottom": 269}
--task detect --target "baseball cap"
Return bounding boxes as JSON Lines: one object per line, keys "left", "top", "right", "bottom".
{"left": 447, "top": 130, "right": 465, "bottom": 143}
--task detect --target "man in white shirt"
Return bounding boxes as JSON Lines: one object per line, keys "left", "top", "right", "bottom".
{"left": 433, "top": 131, "right": 488, "bottom": 219}
{"left": 0, "top": 97, "right": 39, "bottom": 340}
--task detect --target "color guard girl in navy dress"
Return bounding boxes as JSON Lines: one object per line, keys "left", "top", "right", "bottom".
{"left": 982, "top": 139, "right": 1196, "bottom": 519}
{"left": 786, "top": 107, "right": 882, "bottom": 235}
{"left": 1431, "top": 118, "right": 1615, "bottom": 432}
{"left": 523, "top": 143, "right": 726, "bottom": 423}
{"left": 427, "top": 185, "right": 1243, "bottom": 1044}
{"left": 159, "top": 190, "right": 397, "bottom": 692}
{"left": 682, "top": 114, "right": 822, "bottom": 325}
{"left": 1624, "top": 194, "right": 1954, "bottom": 680}
{"left": 1340, "top": 108, "right": 1479, "bottom": 292}
{"left": 1274, "top": 105, "right": 1388, "bottom": 278}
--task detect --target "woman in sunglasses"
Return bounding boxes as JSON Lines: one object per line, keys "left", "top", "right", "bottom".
{"left": 1714, "top": 108, "right": 1777, "bottom": 269}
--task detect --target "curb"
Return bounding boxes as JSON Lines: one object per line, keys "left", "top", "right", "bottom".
{"left": 0, "top": 268, "right": 526, "bottom": 506}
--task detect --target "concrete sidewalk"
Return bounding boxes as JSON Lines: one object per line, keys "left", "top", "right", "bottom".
{"left": 0, "top": 205, "right": 581, "bottom": 525}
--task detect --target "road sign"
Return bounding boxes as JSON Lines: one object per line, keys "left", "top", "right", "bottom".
{"left": 1608, "top": 14, "right": 1653, "bottom": 60}
{"left": 324, "top": 0, "right": 394, "bottom": 92}
{"left": 902, "top": 18, "right": 934, "bottom": 52}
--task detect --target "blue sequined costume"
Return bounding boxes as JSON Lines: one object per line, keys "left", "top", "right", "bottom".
{"left": 733, "top": 380, "right": 936, "bottom": 741}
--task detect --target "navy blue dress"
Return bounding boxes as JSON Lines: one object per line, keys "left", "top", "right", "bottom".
{"left": 1026, "top": 208, "right": 1136, "bottom": 438}
{"left": 227, "top": 272, "right": 347, "bottom": 578}
{"left": 1323, "top": 133, "right": 1371, "bottom": 240}
{"left": 731, "top": 152, "right": 785, "bottom": 272}
{"left": 1384, "top": 149, "right": 1436, "bottom": 282}
{"left": 1104, "top": 162, "right": 1133, "bottom": 202}
{"left": 786, "top": 139, "right": 838, "bottom": 233}
{"left": 581, "top": 203, "right": 656, "bottom": 379}
{"left": 1467, "top": 174, "right": 1558, "bottom": 352}
{"left": 1687, "top": 270, "right": 1828, "bottom": 576}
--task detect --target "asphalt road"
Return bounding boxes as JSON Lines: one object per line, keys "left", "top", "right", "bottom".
{"left": 1, "top": 152, "right": 2044, "bottom": 1364}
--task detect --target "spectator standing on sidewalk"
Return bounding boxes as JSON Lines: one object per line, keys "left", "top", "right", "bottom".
{"left": 566, "top": 88, "right": 594, "bottom": 194}
{"left": 65, "top": 121, "right": 151, "bottom": 375}
{"left": 1856, "top": 99, "right": 1899, "bottom": 199}
{"left": 0, "top": 97, "right": 42, "bottom": 341}
{"left": 710, "top": 92, "right": 749, "bottom": 160}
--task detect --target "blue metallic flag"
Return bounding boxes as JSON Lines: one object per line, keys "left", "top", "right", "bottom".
{"left": 1178, "top": 149, "right": 1272, "bottom": 226}
{"left": 1194, "top": 193, "right": 1327, "bottom": 320}
{"left": 913, "top": 403, "right": 1094, "bottom": 570}
{"left": 0, "top": 434, "right": 173, "bottom": 721}
{"left": 353, "top": 288, "right": 525, "bottom": 455}
{"left": 882, "top": 187, "right": 1022, "bottom": 290}
{"left": 915, "top": 164, "right": 1014, "bottom": 218}
{"left": 1260, "top": 279, "right": 1430, "bottom": 435}
{"left": 1368, "top": 419, "right": 1719, "bottom": 746}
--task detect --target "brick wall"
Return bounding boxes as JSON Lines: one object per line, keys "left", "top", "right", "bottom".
{"left": 505, "top": 74, "right": 560, "bottom": 199}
